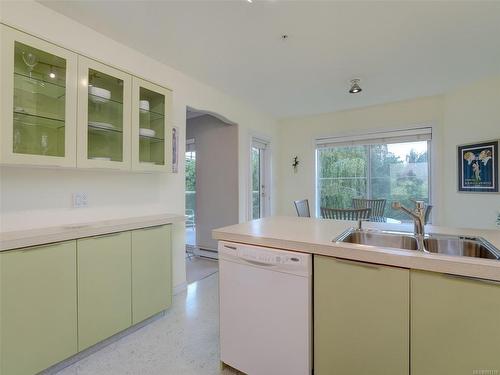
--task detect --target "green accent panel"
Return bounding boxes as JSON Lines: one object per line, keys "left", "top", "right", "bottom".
{"left": 411, "top": 270, "right": 500, "bottom": 375}
{"left": 77, "top": 232, "right": 132, "bottom": 351}
{"left": 131, "top": 225, "right": 172, "bottom": 324}
{"left": 13, "top": 41, "right": 66, "bottom": 157}
{"left": 0, "top": 241, "right": 77, "bottom": 375}
{"left": 314, "top": 255, "right": 409, "bottom": 375}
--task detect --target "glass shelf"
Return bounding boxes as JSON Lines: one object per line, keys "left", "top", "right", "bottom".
{"left": 88, "top": 93, "right": 123, "bottom": 106}
{"left": 88, "top": 123, "right": 123, "bottom": 134}
{"left": 13, "top": 111, "right": 65, "bottom": 129}
{"left": 140, "top": 135, "right": 165, "bottom": 143}
{"left": 14, "top": 72, "right": 66, "bottom": 92}
{"left": 140, "top": 108, "right": 164, "bottom": 122}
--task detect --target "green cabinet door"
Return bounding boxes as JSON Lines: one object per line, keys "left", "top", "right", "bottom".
{"left": 411, "top": 270, "right": 500, "bottom": 375}
{"left": 131, "top": 225, "right": 172, "bottom": 324}
{"left": 0, "top": 241, "right": 77, "bottom": 375}
{"left": 77, "top": 232, "right": 132, "bottom": 350}
{"left": 314, "top": 256, "right": 409, "bottom": 375}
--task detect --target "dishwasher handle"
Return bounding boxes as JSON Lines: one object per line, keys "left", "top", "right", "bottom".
{"left": 240, "top": 258, "right": 276, "bottom": 268}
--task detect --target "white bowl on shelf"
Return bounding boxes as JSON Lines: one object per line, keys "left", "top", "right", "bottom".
{"left": 139, "top": 128, "right": 156, "bottom": 138}
{"left": 89, "top": 86, "right": 111, "bottom": 103}
{"left": 139, "top": 100, "right": 150, "bottom": 111}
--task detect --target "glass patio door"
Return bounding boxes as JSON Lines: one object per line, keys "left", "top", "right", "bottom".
{"left": 251, "top": 138, "right": 269, "bottom": 220}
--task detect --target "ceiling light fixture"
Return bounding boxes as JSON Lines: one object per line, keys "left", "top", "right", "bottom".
{"left": 247, "top": 0, "right": 253, "bottom": 3}
{"left": 349, "top": 79, "right": 362, "bottom": 94}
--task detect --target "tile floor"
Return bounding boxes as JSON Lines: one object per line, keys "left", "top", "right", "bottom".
{"left": 54, "top": 269, "right": 239, "bottom": 374}
{"left": 186, "top": 256, "right": 219, "bottom": 284}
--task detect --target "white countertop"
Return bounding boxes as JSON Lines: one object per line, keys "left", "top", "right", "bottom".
{"left": 213, "top": 216, "right": 500, "bottom": 282}
{"left": 0, "top": 213, "right": 185, "bottom": 251}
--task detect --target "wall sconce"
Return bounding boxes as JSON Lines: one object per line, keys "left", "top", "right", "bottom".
{"left": 292, "top": 156, "right": 299, "bottom": 173}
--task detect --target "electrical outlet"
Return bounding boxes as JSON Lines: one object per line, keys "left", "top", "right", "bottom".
{"left": 72, "top": 192, "right": 88, "bottom": 208}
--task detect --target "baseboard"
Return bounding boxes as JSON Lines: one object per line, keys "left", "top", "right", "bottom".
{"left": 194, "top": 247, "right": 218, "bottom": 259}
{"left": 173, "top": 281, "right": 187, "bottom": 295}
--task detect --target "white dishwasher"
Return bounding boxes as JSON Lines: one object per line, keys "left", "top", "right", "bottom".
{"left": 218, "top": 241, "right": 312, "bottom": 375}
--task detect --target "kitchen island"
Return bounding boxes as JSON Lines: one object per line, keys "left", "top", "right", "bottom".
{"left": 214, "top": 216, "right": 500, "bottom": 375}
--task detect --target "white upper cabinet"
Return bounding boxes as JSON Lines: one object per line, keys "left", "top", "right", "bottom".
{"left": 77, "top": 56, "right": 132, "bottom": 170}
{"left": 131, "top": 77, "right": 172, "bottom": 172}
{"left": 1, "top": 27, "right": 172, "bottom": 172}
{"left": 0, "top": 25, "right": 77, "bottom": 167}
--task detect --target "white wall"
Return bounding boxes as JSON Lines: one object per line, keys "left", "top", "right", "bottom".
{"left": 276, "top": 96, "right": 445, "bottom": 218}
{"left": 276, "top": 77, "right": 500, "bottom": 229}
{"left": 186, "top": 115, "right": 239, "bottom": 251}
{"left": 441, "top": 76, "right": 500, "bottom": 229}
{"left": 0, "top": 1, "right": 278, "bottom": 289}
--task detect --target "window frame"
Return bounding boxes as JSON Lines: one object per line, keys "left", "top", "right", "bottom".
{"left": 314, "top": 127, "right": 433, "bottom": 220}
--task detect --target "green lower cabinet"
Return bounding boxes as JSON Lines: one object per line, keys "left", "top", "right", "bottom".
{"left": 131, "top": 225, "right": 172, "bottom": 324}
{"left": 77, "top": 232, "right": 132, "bottom": 351}
{"left": 0, "top": 241, "right": 77, "bottom": 375}
{"left": 411, "top": 270, "right": 500, "bottom": 375}
{"left": 314, "top": 255, "right": 409, "bottom": 375}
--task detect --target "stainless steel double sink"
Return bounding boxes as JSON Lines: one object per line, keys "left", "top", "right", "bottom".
{"left": 335, "top": 228, "right": 500, "bottom": 260}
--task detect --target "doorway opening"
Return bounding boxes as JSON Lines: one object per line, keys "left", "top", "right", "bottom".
{"left": 185, "top": 107, "right": 238, "bottom": 271}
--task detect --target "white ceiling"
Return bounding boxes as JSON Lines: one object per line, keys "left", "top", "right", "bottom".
{"left": 40, "top": 0, "right": 500, "bottom": 118}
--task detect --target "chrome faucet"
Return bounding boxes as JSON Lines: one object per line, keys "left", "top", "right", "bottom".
{"left": 392, "top": 200, "right": 430, "bottom": 252}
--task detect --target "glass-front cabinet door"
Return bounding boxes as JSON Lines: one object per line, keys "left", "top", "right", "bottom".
{"left": 131, "top": 78, "right": 172, "bottom": 172}
{"left": 0, "top": 26, "right": 77, "bottom": 167}
{"left": 77, "top": 56, "right": 131, "bottom": 169}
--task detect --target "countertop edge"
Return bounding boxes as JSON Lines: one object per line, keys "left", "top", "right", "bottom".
{"left": 213, "top": 229, "right": 500, "bottom": 282}
{"left": 0, "top": 214, "right": 185, "bottom": 251}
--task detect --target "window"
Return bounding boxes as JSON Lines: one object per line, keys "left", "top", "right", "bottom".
{"left": 316, "top": 128, "right": 431, "bottom": 222}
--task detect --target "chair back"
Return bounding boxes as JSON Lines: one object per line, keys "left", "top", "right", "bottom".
{"left": 294, "top": 199, "right": 311, "bottom": 217}
{"left": 321, "top": 207, "right": 372, "bottom": 221}
{"left": 352, "top": 198, "right": 386, "bottom": 217}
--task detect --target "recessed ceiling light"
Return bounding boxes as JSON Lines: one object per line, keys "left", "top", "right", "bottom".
{"left": 247, "top": 0, "right": 253, "bottom": 3}
{"left": 349, "top": 79, "right": 362, "bottom": 94}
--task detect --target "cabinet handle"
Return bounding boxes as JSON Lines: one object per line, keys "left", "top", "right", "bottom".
{"left": 137, "top": 225, "right": 165, "bottom": 231}
{"left": 90, "top": 232, "right": 123, "bottom": 239}
{"left": 18, "top": 241, "right": 68, "bottom": 252}
{"left": 334, "top": 257, "right": 381, "bottom": 269}
{"left": 445, "top": 273, "right": 500, "bottom": 286}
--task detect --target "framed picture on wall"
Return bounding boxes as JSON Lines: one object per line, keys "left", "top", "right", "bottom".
{"left": 458, "top": 140, "right": 498, "bottom": 193}
{"left": 172, "top": 126, "right": 179, "bottom": 173}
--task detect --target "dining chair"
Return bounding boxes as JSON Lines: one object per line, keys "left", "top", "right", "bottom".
{"left": 352, "top": 198, "right": 386, "bottom": 217}
{"left": 294, "top": 199, "right": 311, "bottom": 217}
{"left": 320, "top": 207, "right": 372, "bottom": 221}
